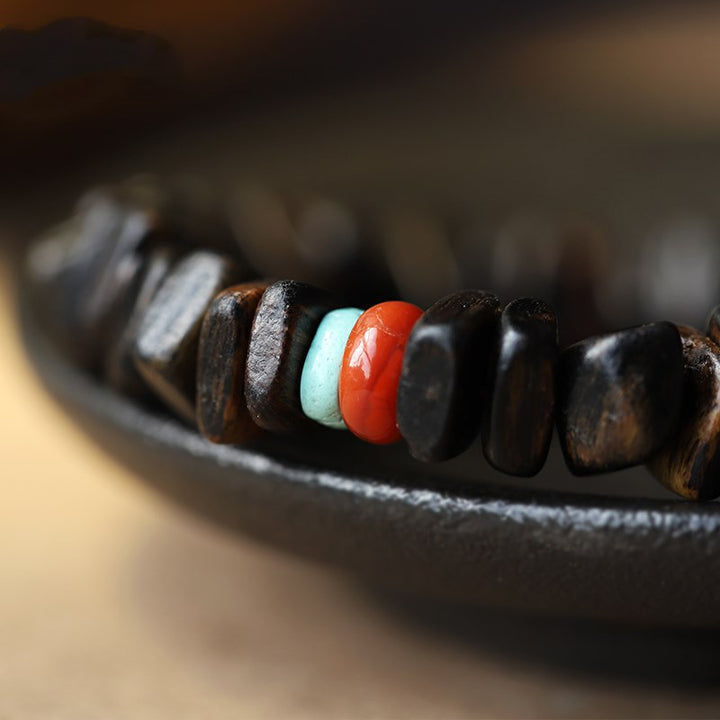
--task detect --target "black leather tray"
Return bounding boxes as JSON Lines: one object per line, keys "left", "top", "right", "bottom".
{"left": 19, "top": 285, "right": 720, "bottom": 628}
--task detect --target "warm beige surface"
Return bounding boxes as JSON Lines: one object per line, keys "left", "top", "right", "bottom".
{"left": 3, "top": 257, "right": 720, "bottom": 720}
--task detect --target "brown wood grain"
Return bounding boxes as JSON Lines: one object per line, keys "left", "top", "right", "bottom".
{"left": 556, "top": 322, "right": 684, "bottom": 475}
{"left": 482, "top": 297, "right": 558, "bottom": 477}
{"left": 245, "top": 280, "right": 337, "bottom": 433}
{"left": 132, "top": 250, "right": 243, "bottom": 423}
{"left": 649, "top": 326, "right": 720, "bottom": 501}
{"left": 396, "top": 290, "right": 500, "bottom": 462}
{"left": 197, "top": 282, "right": 269, "bottom": 444}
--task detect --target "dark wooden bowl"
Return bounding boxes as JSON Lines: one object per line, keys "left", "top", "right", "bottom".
{"left": 19, "top": 282, "right": 720, "bottom": 628}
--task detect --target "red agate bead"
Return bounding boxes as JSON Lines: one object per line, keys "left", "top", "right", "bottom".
{"left": 339, "top": 301, "right": 423, "bottom": 444}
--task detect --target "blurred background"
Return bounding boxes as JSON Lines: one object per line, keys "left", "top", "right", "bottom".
{"left": 5, "top": 2, "right": 720, "bottom": 717}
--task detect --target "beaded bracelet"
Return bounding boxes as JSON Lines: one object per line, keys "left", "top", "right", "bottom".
{"left": 27, "top": 179, "right": 720, "bottom": 503}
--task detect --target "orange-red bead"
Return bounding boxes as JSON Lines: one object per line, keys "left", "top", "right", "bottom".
{"left": 339, "top": 301, "right": 423, "bottom": 444}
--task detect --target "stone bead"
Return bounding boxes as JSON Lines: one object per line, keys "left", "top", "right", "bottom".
{"left": 197, "top": 283, "right": 269, "bottom": 444}
{"left": 245, "top": 281, "right": 338, "bottom": 433}
{"left": 649, "top": 327, "right": 720, "bottom": 500}
{"left": 300, "top": 308, "right": 363, "bottom": 429}
{"left": 339, "top": 301, "right": 423, "bottom": 445}
{"left": 556, "top": 321, "right": 684, "bottom": 474}
{"left": 104, "top": 245, "right": 177, "bottom": 397}
{"left": 482, "top": 298, "right": 558, "bottom": 476}
{"left": 132, "top": 251, "right": 243, "bottom": 423}
{"left": 396, "top": 290, "right": 500, "bottom": 462}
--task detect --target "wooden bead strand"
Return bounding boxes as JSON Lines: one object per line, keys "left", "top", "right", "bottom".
{"left": 32, "top": 179, "right": 720, "bottom": 502}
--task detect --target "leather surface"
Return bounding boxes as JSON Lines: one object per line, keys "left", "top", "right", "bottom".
{"left": 20, "top": 285, "right": 720, "bottom": 627}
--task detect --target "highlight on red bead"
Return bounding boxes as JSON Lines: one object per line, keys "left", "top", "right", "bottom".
{"left": 339, "top": 301, "right": 423, "bottom": 444}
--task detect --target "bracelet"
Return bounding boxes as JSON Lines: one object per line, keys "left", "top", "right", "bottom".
{"left": 26, "top": 178, "right": 720, "bottom": 503}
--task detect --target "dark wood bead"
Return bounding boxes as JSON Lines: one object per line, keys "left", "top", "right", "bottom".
{"left": 25, "top": 215, "right": 101, "bottom": 364}
{"left": 72, "top": 183, "right": 174, "bottom": 340}
{"left": 245, "top": 280, "right": 338, "bottom": 433}
{"left": 132, "top": 251, "right": 243, "bottom": 423}
{"left": 197, "top": 282, "right": 269, "bottom": 444}
{"left": 707, "top": 304, "right": 720, "bottom": 347}
{"left": 27, "top": 199, "right": 146, "bottom": 368}
{"left": 396, "top": 290, "right": 501, "bottom": 462}
{"left": 556, "top": 321, "right": 684, "bottom": 474}
{"left": 103, "top": 245, "right": 177, "bottom": 397}
{"left": 28, "top": 176, "right": 242, "bottom": 368}
{"left": 27, "top": 179, "right": 193, "bottom": 367}
{"left": 482, "top": 298, "right": 558, "bottom": 476}
{"left": 649, "top": 327, "right": 720, "bottom": 500}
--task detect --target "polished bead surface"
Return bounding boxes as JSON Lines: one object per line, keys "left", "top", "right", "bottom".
{"left": 339, "top": 301, "right": 423, "bottom": 445}
{"left": 396, "top": 290, "right": 500, "bottom": 461}
{"left": 133, "top": 251, "right": 242, "bottom": 423}
{"left": 649, "top": 326, "right": 720, "bottom": 500}
{"left": 197, "top": 282, "right": 268, "bottom": 444}
{"left": 556, "top": 321, "right": 684, "bottom": 474}
{"left": 300, "top": 307, "right": 363, "bottom": 429}
{"left": 482, "top": 297, "right": 558, "bottom": 476}
{"left": 245, "top": 280, "right": 338, "bottom": 433}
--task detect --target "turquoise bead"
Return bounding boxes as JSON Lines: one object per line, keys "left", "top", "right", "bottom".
{"left": 300, "top": 307, "right": 363, "bottom": 429}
